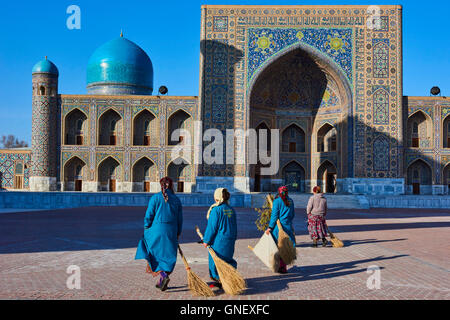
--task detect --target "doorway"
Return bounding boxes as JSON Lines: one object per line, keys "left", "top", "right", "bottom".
{"left": 317, "top": 160, "right": 337, "bottom": 194}
{"left": 109, "top": 179, "right": 116, "bottom": 192}
{"left": 326, "top": 173, "right": 336, "bottom": 193}
{"left": 75, "top": 179, "right": 82, "bottom": 191}
{"left": 412, "top": 183, "right": 420, "bottom": 195}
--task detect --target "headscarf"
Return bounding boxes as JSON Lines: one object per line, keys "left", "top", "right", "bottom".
{"left": 278, "top": 185, "right": 289, "bottom": 207}
{"left": 206, "top": 188, "right": 229, "bottom": 219}
{"left": 160, "top": 177, "right": 174, "bottom": 202}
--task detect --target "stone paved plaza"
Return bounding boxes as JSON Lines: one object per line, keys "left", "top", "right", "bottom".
{"left": 0, "top": 205, "right": 449, "bottom": 300}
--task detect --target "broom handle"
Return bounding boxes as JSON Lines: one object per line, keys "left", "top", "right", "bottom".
{"left": 195, "top": 225, "right": 204, "bottom": 241}
{"left": 325, "top": 224, "right": 334, "bottom": 237}
{"left": 177, "top": 245, "right": 190, "bottom": 270}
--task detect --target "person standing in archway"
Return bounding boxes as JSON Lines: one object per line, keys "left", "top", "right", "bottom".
{"left": 135, "top": 176, "right": 183, "bottom": 291}
{"left": 306, "top": 186, "right": 328, "bottom": 247}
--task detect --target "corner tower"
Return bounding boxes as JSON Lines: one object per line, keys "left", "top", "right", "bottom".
{"left": 30, "top": 57, "right": 59, "bottom": 191}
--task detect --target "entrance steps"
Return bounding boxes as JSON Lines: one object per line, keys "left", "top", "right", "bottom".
{"left": 251, "top": 193, "right": 370, "bottom": 210}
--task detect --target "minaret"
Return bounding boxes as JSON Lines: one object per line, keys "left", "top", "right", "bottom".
{"left": 30, "top": 56, "right": 59, "bottom": 191}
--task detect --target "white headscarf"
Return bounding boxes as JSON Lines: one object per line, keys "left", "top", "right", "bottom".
{"left": 206, "top": 188, "right": 227, "bottom": 219}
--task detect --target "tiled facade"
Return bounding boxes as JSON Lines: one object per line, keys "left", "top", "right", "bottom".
{"left": 198, "top": 5, "right": 404, "bottom": 193}
{"left": 0, "top": 4, "right": 448, "bottom": 195}
{"left": 0, "top": 150, "right": 31, "bottom": 190}
{"left": 58, "top": 95, "right": 198, "bottom": 192}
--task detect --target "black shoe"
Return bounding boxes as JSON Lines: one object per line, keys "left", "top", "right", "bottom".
{"left": 322, "top": 239, "right": 328, "bottom": 247}
{"left": 312, "top": 242, "right": 318, "bottom": 248}
{"left": 156, "top": 276, "right": 170, "bottom": 291}
{"left": 160, "top": 277, "right": 170, "bottom": 291}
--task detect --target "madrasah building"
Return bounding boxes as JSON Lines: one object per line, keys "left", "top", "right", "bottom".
{"left": 1, "top": 4, "right": 449, "bottom": 196}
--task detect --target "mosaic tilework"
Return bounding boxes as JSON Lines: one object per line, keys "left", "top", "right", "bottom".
{"left": 373, "top": 135, "right": 390, "bottom": 171}
{"left": 373, "top": 87, "right": 389, "bottom": 124}
{"left": 31, "top": 73, "right": 58, "bottom": 179}
{"left": 372, "top": 39, "right": 389, "bottom": 78}
{"left": 247, "top": 27, "right": 353, "bottom": 85}
{"left": 0, "top": 151, "right": 31, "bottom": 189}
{"left": 59, "top": 96, "right": 198, "bottom": 186}
{"left": 200, "top": 5, "right": 402, "bottom": 182}
{"left": 213, "top": 16, "right": 228, "bottom": 32}
{"left": 403, "top": 97, "right": 450, "bottom": 186}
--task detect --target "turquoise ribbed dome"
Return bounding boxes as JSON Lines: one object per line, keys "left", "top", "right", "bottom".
{"left": 86, "top": 37, "right": 153, "bottom": 95}
{"left": 32, "top": 58, "right": 59, "bottom": 75}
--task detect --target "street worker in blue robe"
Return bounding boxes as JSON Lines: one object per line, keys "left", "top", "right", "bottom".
{"left": 202, "top": 188, "right": 237, "bottom": 289}
{"left": 135, "top": 176, "right": 183, "bottom": 291}
{"left": 265, "top": 185, "right": 296, "bottom": 273}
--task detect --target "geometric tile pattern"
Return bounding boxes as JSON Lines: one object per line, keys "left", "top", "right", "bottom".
{"left": 58, "top": 96, "right": 198, "bottom": 184}
{"left": 0, "top": 151, "right": 31, "bottom": 189}
{"left": 373, "top": 39, "right": 389, "bottom": 78}
{"left": 200, "top": 5, "right": 403, "bottom": 182}
{"left": 247, "top": 27, "right": 353, "bottom": 84}
{"left": 373, "top": 87, "right": 389, "bottom": 125}
{"left": 31, "top": 74, "right": 58, "bottom": 178}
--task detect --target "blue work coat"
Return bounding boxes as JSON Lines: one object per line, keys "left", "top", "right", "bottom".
{"left": 268, "top": 196, "right": 296, "bottom": 246}
{"left": 135, "top": 190, "right": 183, "bottom": 273}
{"left": 203, "top": 203, "right": 237, "bottom": 280}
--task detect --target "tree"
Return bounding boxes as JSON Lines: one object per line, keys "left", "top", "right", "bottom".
{"left": 0, "top": 135, "right": 29, "bottom": 148}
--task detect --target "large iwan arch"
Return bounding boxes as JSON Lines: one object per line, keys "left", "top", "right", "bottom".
{"left": 247, "top": 42, "right": 352, "bottom": 193}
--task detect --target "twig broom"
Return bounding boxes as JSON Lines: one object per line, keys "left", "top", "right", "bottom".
{"left": 178, "top": 245, "right": 215, "bottom": 297}
{"left": 276, "top": 220, "right": 297, "bottom": 265}
{"left": 326, "top": 226, "right": 344, "bottom": 248}
{"left": 195, "top": 226, "right": 246, "bottom": 295}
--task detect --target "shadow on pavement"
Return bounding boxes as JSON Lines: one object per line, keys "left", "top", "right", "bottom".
{"left": 243, "top": 255, "right": 406, "bottom": 295}
{"left": 295, "top": 238, "right": 408, "bottom": 248}
{"left": 0, "top": 205, "right": 447, "bottom": 254}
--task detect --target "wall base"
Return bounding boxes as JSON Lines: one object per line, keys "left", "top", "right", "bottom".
{"left": 30, "top": 176, "right": 57, "bottom": 192}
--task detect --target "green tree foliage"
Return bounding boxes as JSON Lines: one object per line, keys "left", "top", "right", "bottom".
{"left": 254, "top": 194, "right": 274, "bottom": 231}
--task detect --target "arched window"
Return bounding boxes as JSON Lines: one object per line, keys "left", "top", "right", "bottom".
{"left": 444, "top": 116, "right": 450, "bottom": 148}
{"left": 317, "top": 123, "right": 336, "bottom": 152}
{"left": 407, "top": 111, "right": 431, "bottom": 148}
{"left": 63, "top": 157, "right": 86, "bottom": 191}
{"left": 99, "top": 109, "right": 122, "bottom": 146}
{"left": 407, "top": 159, "right": 432, "bottom": 195}
{"left": 168, "top": 110, "right": 191, "bottom": 145}
{"left": 15, "top": 162, "right": 23, "bottom": 175}
{"left": 282, "top": 124, "right": 305, "bottom": 153}
{"left": 39, "top": 86, "right": 45, "bottom": 96}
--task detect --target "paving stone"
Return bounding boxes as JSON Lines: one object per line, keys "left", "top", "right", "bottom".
{"left": 0, "top": 206, "right": 448, "bottom": 299}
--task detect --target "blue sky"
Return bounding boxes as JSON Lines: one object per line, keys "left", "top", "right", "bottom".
{"left": 0, "top": 0, "right": 448, "bottom": 145}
